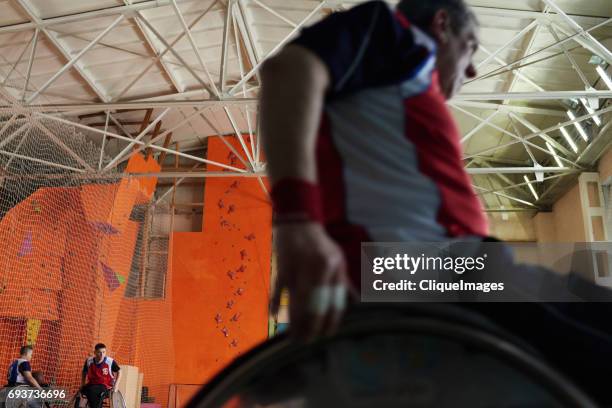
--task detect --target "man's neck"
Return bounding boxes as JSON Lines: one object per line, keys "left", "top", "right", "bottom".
{"left": 95, "top": 356, "right": 105, "bottom": 364}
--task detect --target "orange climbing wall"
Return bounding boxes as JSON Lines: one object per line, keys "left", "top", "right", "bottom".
{"left": 172, "top": 135, "right": 272, "bottom": 384}
{"left": 0, "top": 151, "right": 172, "bottom": 406}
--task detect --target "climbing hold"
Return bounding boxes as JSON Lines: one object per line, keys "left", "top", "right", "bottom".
{"left": 217, "top": 199, "right": 225, "bottom": 209}
{"left": 240, "top": 250, "right": 247, "bottom": 260}
{"left": 236, "top": 288, "right": 244, "bottom": 296}
{"left": 227, "top": 205, "right": 235, "bottom": 214}
{"left": 221, "top": 327, "right": 229, "bottom": 337}
{"left": 101, "top": 262, "right": 120, "bottom": 292}
{"left": 227, "top": 270, "right": 236, "bottom": 280}
{"left": 244, "top": 233, "right": 255, "bottom": 241}
{"left": 17, "top": 231, "right": 33, "bottom": 257}
{"left": 230, "top": 339, "right": 238, "bottom": 348}
{"left": 230, "top": 313, "right": 241, "bottom": 322}
{"left": 230, "top": 181, "right": 239, "bottom": 189}
{"left": 215, "top": 313, "right": 222, "bottom": 324}
{"left": 226, "top": 300, "right": 234, "bottom": 309}
{"left": 26, "top": 319, "right": 41, "bottom": 345}
{"left": 116, "top": 274, "right": 126, "bottom": 285}
{"left": 236, "top": 265, "right": 246, "bottom": 273}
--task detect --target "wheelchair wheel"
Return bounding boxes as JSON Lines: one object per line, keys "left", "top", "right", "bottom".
{"left": 186, "top": 305, "right": 597, "bottom": 408}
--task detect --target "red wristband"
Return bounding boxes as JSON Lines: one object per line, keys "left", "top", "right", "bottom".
{"left": 270, "top": 178, "right": 324, "bottom": 223}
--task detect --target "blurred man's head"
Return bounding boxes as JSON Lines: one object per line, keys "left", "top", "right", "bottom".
{"left": 20, "top": 345, "right": 33, "bottom": 361}
{"left": 94, "top": 343, "right": 107, "bottom": 360}
{"left": 398, "top": 0, "right": 479, "bottom": 99}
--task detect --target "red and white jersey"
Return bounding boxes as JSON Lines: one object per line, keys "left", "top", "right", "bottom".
{"left": 82, "top": 356, "right": 119, "bottom": 389}
{"left": 291, "top": 1, "right": 489, "bottom": 283}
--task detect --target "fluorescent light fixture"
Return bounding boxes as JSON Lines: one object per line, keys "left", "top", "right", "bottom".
{"left": 580, "top": 98, "right": 601, "bottom": 126}
{"left": 559, "top": 126, "right": 578, "bottom": 153}
{"left": 596, "top": 65, "right": 612, "bottom": 90}
{"left": 546, "top": 141, "right": 564, "bottom": 168}
{"left": 566, "top": 110, "right": 588, "bottom": 141}
{"left": 524, "top": 175, "right": 539, "bottom": 201}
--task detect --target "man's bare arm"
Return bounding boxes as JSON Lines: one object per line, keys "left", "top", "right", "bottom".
{"left": 81, "top": 372, "right": 87, "bottom": 387}
{"left": 260, "top": 45, "right": 352, "bottom": 339}
{"left": 113, "top": 370, "right": 121, "bottom": 392}
{"left": 21, "top": 371, "right": 42, "bottom": 390}
{"left": 260, "top": 44, "right": 330, "bottom": 183}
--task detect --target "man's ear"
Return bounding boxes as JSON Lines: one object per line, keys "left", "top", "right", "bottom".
{"left": 430, "top": 9, "right": 451, "bottom": 45}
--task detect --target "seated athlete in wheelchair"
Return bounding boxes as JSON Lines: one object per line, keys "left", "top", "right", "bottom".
{"left": 75, "top": 344, "right": 122, "bottom": 408}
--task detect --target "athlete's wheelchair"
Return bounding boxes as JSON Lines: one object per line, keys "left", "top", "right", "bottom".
{"left": 72, "top": 389, "right": 125, "bottom": 408}
{"left": 0, "top": 385, "right": 49, "bottom": 408}
{"left": 186, "top": 304, "right": 597, "bottom": 408}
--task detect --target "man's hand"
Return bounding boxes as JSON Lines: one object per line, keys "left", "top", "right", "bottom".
{"left": 272, "top": 223, "right": 355, "bottom": 340}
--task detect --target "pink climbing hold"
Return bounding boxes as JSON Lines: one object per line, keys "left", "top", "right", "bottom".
{"left": 226, "top": 300, "right": 234, "bottom": 309}
{"left": 227, "top": 270, "right": 237, "bottom": 280}
{"left": 17, "top": 231, "right": 33, "bottom": 257}
{"left": 215, "top": 313, "right": 222, "bottom": 324}
{"left": 220, "top": 219, "right": 230, "bottom": 228}
{"left": 230, "top": 313, "right": 241, "bottom": 322}
{"left": 236, "top": 265, "right": 246, "bottom": 273}
{"left": 240, "top": 250, "right": 247, "bottom": 260}
{"left": 244, "top": 233, "right": 255, "bottom": 241}
{"left": 221, "top": 327, "right": 229, "bottom": 337}
{"left": 236, "top": 287, "right": 244, "bottom": 296}
{"left": 218, "top": 199, "right": 225, "bottom": 209}
{"left": 101, "top": 262, "right": 120, "bottom": 292}
{"left": 230, "top": 181, "right": 239, "bottom": 189}
{"left": 227, "top": 205, "right": 235, "bottom": 214}
{"left": 230, "top": 339, "right": 238, "bottom": 348}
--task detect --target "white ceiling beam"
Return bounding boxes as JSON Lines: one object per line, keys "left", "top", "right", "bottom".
{"left": 452, "top": 101, "right": 565, "bottom": 117}
{"left": 461, "top": 111, "right": 498, "bottom": 144}
{"left": 26, "top": 15, "right": 125, "bottom": 104}
{"left": 35, "top": 111, "right": 248, "bottom": 172}
{"left": 468, "top": 17, "right": 611, "bottom": 86}
{"left": 33, "top": 121, "right": 95, "bottom": 171}
{"left": 454, "top": 105, "right": 577, "bottom": 168}
{"left": 508, "top": 112, "right": 573, "bottom": 157}
{"left": 0, "top": 0, "right": 197, "bottom": 34}
{"left": 124, "top": 0, "right": 183, "bottom": 94}
{"left": 0, "top": 149, "right": 86, "bottom": 173}
{"left": 454, "top": 90, "right": 612, "bottom": 100}
{"left": 219, "top": 0, "right": 233, "bottom": 93}
{"left": 465, "top": 105, "right": 612, "bottom": 159}
{"left": 112, "top": 1, "right": 220, "bottom": 100}
{"left": 548, "top": 24, "right": 592, "bottom": 90}
{"left": 472, "top": 185, "right": 537, "bottom": 207}
{"left": 170, "top": 0, "right": 220, "bottom": 98}
{"left": 112, "top": 106, "right": 211, "bottom": 168}
{"left": 15, "top": 0, "right": 114, "bottom": 103}
{"left": 477, "top": 20, "right": 539, "bottom": 70}
{"left": 1, "top": 30, "right": 36, "bottom": 86}
{"left": 98, "top": 110, "right": 110, "bottom": 170}
{"left": 541, "top": 0, "right": 612, "bottom": 65}
{"left": 0, "top": 98, "right": 257, "bottom": 112}
{"left": 469, "top": 5, "right": 610, "bottom": 26}
{"left": 104, "top": 107, "right": 171, "bottom": 169}
{"left": 133, "top": 13, "right": 216, "bottom": 98}
{"left": 508, "top": 117, "right": 537, "bottom": 165}
{"left": 235, "top": 0, "right": 263, "bottom": 65}
{"left": 21, "top": 28, "right": 39, "bottom": 101}
{"left": 252, "top": 0, "right": 298, "bottom": 28}
{"left": 228, "top": 1, "right": 327, "bottom": 95}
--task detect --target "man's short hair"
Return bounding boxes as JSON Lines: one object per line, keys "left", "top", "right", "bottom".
{"left": 20, "top": 345, "right": 33, "bottom": 356}
{"left": 94, "top": 343, "right": 106, "bottom": 351}
{"left": 398, "top": 0, "right": 478, "bottom": 34}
